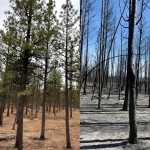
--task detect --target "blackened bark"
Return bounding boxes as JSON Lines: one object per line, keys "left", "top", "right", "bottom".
{"left": 123, "top": 72, "right": 129, "bottom": 111}
{"left": 136, "top": 10, "right": 142, "bottom": 99}
{"left": 119, "top": 28, "right": 123, "bottom": 100}
{"left": 149, "top": 40, "right": 150, "bottom": 107}
{"left": 98, "top": 0, "right": 103, "bottom": 109}
{"left": 128, "top": 0, "right": 138, "bottom": 144}
{"left": 83, "top": 0, "right": 89, "bottom": 95}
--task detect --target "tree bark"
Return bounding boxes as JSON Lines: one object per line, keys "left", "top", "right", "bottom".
{"left": 0, "top": 99, "right": 4, "bottom": 127}
{"left": 123, "top": 72, "right": 129, "bottom": 111}
{"left": 128, "top": 0, "right": 138, "bottom": 144}
{"left": 40, "top": 49, "right": 48, "bottom": 140}
{"left": 15, "top": 96, "right": 24, "bottom": 149}
{"left": 7, "top": 100, "right": 10, "bottom": 116}
{"left": 11, "top": 101, "right": 13, "bottom": 114}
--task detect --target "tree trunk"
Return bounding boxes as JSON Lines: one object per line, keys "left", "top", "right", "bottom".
{"left": 128, "top": 0, "right": 138, "bottom": 144}
{"left": 119, "top": 28, "right": 123, "bottom": 100}
{"left": 123, "top": 72, "right": 129, "bottom": 111}
{"left": 0, "top": 100, "right": 4, "bottom": 127}
{"left": 98, "top": 0, "right": 103, "bottom": 109}
{"left": 65, "top": 1, "right": 71, "bottom": 147}
{"left": 11, "top": 102, "right": 13, "bottom": 114}
{"left": 149, "top": 39, "right": 150, "bottom": 107}
{"left": 40, "top": 49, "right": 48, "bottom": 140}
{"left": 7, "top": 100, "right": 10, "bottom": 116}
{"left": 70, "top": 88, "right": 72, "bottom": 118}
{"left": 53, "top": 81, "right": 56, "bottom": 116}
{"left": 12, "top": 101, "right": 19, "bottom": 130}
{"left": 3, "top": 105, "right": 5, "bottom": 113}
{"left": 35, "top": 79, "right": 38, "bottom": 118}
{"left": 15, "top": 96, "right": 24, "bottom": 149}
{"left": 65, "top": 45, "right": 71, "bottom": 149}
{"left": 49, "top": 101, "right": 51, "bottom": 113}
{"left": 25, "top": 103, "right": 28, "bottom": 115}
{"left": 83, "top": 0, "right": 89, "bottom": 95}
{"left": 12, "top": 113, "right": 17, "bottom": 130}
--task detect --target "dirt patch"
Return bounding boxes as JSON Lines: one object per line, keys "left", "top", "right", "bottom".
{"left": 0, "top": 107, "right": 79, "bottom": 150}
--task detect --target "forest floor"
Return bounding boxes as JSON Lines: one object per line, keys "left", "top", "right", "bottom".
{"left": 80, "top": 85, "right": 150, "bottom": 150}
{"left": 0, "top": 106, "right": 80, "bottom": 150}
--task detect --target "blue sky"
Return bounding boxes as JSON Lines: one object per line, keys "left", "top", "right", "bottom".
{"left": 83, "top": 0, "right": 150, "bottom": 69}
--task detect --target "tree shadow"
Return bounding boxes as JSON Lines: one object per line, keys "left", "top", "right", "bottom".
{"left": 80, "top": 139, "right": 126, "bottom": 143}
{"left": 139, "top": 137, "right": 150, "bottom": 140}
{"left": 80, "top": 112, "right": 128, "bottom": 114}
{"left": 80, "top": 109, "right": 126, "bottom": 113}
{"left": 80, "top": 141, "right": 126, "bottom": 149}
{"left": 0, "top": 136, "right": 15, "bottom": 141}
{"left": 80, "top": 121, "right": 150, "bottom": 126}
{"left": 80, "top": 137, "right": 150, "bottom": 149}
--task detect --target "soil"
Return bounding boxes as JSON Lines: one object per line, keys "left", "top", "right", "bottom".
{"left": 0, "top": 106, "right": 80, "bottom": 150}
{"left": 80, "top": 85, "right": 150, "bottom": 150}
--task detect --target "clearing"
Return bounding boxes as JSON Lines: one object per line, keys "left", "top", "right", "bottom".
{"left": 80, "top": 86, "right": 150, "bottom": 150}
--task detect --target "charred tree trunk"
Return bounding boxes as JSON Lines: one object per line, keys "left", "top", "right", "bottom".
{"left": 123, "top": 72, "right": 129, "bottom": 111}
{"left": 145, "top": 41, "right": 147, "bottom": 94}
{"left": 98, "top": 0, "right": 103, "bottom": 109}
{"left": 128, "top": 0, "right": 138, "bottom": 144}
{"left": 83, "top": 0, "right": 89, "bottom": 95}
{"left": 119, "top": 28, "right": 123, "bottom": 100}
{"left": 149, "top": 39, "right": 150, "bottom": 107}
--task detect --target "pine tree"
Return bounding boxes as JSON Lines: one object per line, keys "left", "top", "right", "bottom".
{"left": 40, "top": 0, "right": 57, "bottom": 139}
{"left": 59, "top": 0, "right": 79, "bottom": 148}
{"left": 0, "top": 0, "right": 46, "bottom": 149}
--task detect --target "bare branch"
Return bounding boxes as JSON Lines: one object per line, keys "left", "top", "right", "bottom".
{"left": 144, "top": 2, "right": 150, "bottom": 9}
{"left": 120, "top": 21, "right": 129, "bottom": 28}
{"left": 119, "top": 0, "right": 129, "bottom": 22}
{"left": 136, "top": 0, "right": 144, "bottom": 25}
{"left": 123, "top": 0, "right": 129, "bottom": 9}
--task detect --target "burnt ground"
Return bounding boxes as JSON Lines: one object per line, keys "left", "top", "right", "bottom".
{"left": 0, "top": 106, "right": 80, "bottom": 150}
{"left": 80, "top": 85, "right": 150, "bottom": 150}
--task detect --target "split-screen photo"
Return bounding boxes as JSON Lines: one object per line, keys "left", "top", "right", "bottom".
{"left": 1, "top": 0, "right": 150, "bottom": 150}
